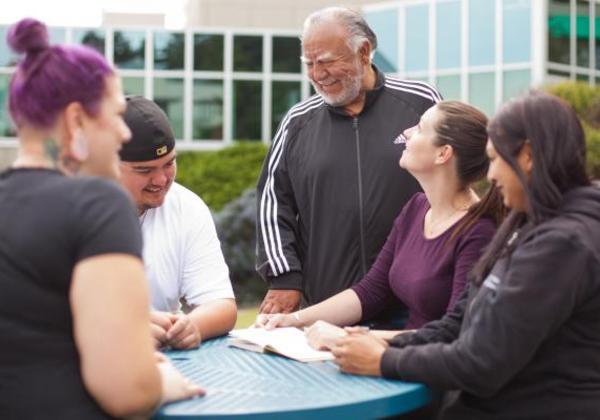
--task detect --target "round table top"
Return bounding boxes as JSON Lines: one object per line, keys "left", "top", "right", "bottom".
{"left": 154, "top": 336, "right": 430, "bottom": 419}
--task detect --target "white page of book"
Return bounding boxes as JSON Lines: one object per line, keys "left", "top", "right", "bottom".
{"left": 229, "top": 327, "right": 334, "bottom": 362}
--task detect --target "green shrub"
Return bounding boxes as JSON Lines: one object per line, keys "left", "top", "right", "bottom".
{"left": 546, "top": 81, "right": 600, "bottom": 116}
{"left": 546, "top": 81, "right": 600, "bottom": 179}
{"left": 176, "top": 142, "right": 268, "bottom": 212}
{"left": 582, "top": 122, "right": 600, "bottom": 180}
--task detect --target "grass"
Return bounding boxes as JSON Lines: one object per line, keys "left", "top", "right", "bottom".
{"left": 235, "top": 306, "right": 259, "bottom": 329}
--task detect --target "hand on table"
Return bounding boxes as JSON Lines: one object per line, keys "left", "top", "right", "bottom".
{"left": 331, "top": 329, "right": 388, "bottom": 377}
{"left": 254, "top": 312, "right": 302, "bottom": 330}
{"left": 304, "top": 320, "right": 347, "bottom": 350}
{"left": 150, "top": 311, "right": 172, "bottom": 348}
{"left": 166, "top": 313, "right": 202, "bottom": 349}
{"left": 259, "top": 289, "right": 301, "bottom": 314}
{"left": 150, "top": 311, "right": 202, "bottom": 350}
{"left": 156, "top": 352, "right": 205, "bottom": 404}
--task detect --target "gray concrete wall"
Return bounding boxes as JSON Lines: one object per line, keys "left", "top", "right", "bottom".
{"left": 186, "top": 0, "right": 384, "bottom": 30}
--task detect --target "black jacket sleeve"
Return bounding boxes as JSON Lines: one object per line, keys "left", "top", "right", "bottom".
{"left": 255, "top": 123, "right": 303, "bottom": 290}
{"left": 380, "top": 231, "right": 591, "bottom": 397}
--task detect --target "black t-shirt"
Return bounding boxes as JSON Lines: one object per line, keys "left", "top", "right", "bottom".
{"left": 0, "top": 168, "right": 142, "bottom": 419}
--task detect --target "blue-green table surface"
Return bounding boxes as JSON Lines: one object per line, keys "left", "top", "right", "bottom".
{"left": 154, "top": 336, "right": 430, "bottom": 419}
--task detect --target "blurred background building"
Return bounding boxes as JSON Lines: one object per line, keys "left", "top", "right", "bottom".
{"left": 0, "top": 0, "right": 597, "bottom": 166}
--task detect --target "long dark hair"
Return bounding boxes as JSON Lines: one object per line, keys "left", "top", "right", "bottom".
{"left": 434, "top": 101, "right": 505, "bottom": 243}
{"left": 471, "top": 91, "right": 591, "bottom": 284}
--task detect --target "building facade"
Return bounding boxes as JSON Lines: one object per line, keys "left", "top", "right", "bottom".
{"left": 0, "top": 0, "right": 598, "bottom": 157}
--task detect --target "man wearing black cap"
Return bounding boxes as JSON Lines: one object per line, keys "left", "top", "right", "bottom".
{"left": 120, "top": 96, "right": 237, "bottom": 349}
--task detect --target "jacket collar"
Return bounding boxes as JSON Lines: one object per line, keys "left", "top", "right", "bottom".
{"left": 325, "top": 64, "right": 385, "bottom": 117}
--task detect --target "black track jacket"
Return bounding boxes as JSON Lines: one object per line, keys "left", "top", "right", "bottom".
{"left": 256, "top": 67, "right": 441, "bottom": 305}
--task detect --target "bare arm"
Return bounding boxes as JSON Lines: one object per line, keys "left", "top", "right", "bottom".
{"left": 297, "top": 289, "right": 362, "bottom": 326}
{"left": 257, "top": 289, "right": 362, "bottom": 329}
{"left": 70, "top": 254, "right": 161, "bottom": 417}
{"left": 167, "top": 298, "right": 237, "bottom": 349}
{"left": 71, "top": 254, "right": 202, "bottom": 417}
{"left": 188, "top": 298, "right": 237, "bottom": 339}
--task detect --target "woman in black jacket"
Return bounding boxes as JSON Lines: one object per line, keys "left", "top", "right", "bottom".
{"left": 330, "top": 91, "right": 600, "bottom": 420}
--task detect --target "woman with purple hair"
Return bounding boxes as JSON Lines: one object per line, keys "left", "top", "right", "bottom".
{"left": 0, "top": 18, "right": 202, "bottom": 418}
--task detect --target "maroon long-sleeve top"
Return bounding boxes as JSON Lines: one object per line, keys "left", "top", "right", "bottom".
{"left": 352, "top": 193, "right": 496, "bottom": 329}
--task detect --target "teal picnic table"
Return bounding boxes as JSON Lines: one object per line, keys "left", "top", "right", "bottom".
{"left": 154, "top": 337, "right": 431, "bottom": 419}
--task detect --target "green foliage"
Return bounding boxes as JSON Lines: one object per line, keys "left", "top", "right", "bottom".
{"left": 176, "top": 142, "right": 268, "bottom": 212}
{"left": 582, "top": 122, "right": 600, "bottom": 180}
{"left": 546, "top": 81, "right": 600, "bottom": 179}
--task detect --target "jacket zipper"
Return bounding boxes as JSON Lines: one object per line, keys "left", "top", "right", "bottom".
{"left": 353, "top": 117, "right": 367, "bottom": 276}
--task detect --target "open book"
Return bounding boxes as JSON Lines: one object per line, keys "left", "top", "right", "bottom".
{"left": 228, "top": 327, "right": 334, "bottom": 363}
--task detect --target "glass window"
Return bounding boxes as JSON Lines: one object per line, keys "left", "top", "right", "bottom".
{"left": 194, "top": 34, "right": 224, "bottom": 71}
{"left": 469, "top": 0, "right": 495, "bottom": 66}
{"left": 503, "top": 0, "right": 531, "bottom": 63}
{"left": 576, "top": 0, "right": 590, "bottom": 68}
{"left": 272, "top": 36, "right": 301, "bottom": 73}
{"left": 548, "top": 0, "right": 571, "bottom": 65}
{"left": 153, "top": 78, "right": 184, "bottom": 139}
{"left": 436, "top": 0, "right": 461, "bottom": 70}
{"left": 576, "top": 73, "right": 590, "bottom": 82}
{"left": 122, "top": 77, "right": 145, "bottom": 96}
{"left": 193, "top": 79, "right": 223, "bottom": 140}
{"left": 0, "top": 26, "right": 17, "bottom": 67}
{"left": 502, "top": 69, "right": 530, "bottom": 102}
{"left": 74, "top": 29, "right": 105, "bottom": 54}
{"left": 114, "top": 30, "right": 145, "bottom": 70}
{"left": 154, "top": 32, "right": 184, "bottom": 70}
{"left": 233, "top": 80, "right": 261, "bottom": 140}
{"left": 272, "top": 81, "right": 301, "bottom": 137}
{"left": 547, "top": 68, "right": 571, "bottom": 82}
{"left": 233, "top": 35, "right": 262, "bottom": 72}
{"left": 405, "top": 5, "right": 429, "bottom": 72}
{"left": 47, "top": 28, "right": 65, "bottom": 44}
{"left": 436, "top": 75, "right": 461, "bottom": 100}
{"left": 0, "top": 74, "right": 15, "bottom": 137}
{"left": 469, "top": 72, "right": 495, "bottom": 116}
{"left": 365, "top": 9, "right": 398, "bottom": 72}
{"left": 408, "top": 76, "right": 430, "bottom": 83}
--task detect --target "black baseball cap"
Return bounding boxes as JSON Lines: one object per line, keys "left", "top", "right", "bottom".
{"left": 119, "top": 96, "right": 175, "bottom": 162}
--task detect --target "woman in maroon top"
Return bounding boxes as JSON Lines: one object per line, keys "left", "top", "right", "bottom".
{"left": 256, "top": 101, "right": 504, "bottom": 346}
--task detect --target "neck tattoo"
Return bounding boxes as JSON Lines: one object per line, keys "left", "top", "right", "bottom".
{"left": 43, "top": 138, "right": 60, "bottom": 169}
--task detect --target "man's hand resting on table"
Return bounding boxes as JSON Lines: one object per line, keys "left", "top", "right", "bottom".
{"left": 150, "top": 311, "right": 202, "bottom": 350}
{"left": 259, "top": 289, "right": 301, "bottom": 314}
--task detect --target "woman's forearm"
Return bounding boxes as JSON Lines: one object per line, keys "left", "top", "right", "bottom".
{"left": 296, "top": 289, "right": 362, "bottom": 327}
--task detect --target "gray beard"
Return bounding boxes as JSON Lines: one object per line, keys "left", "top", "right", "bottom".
{"left": 312, "top": 65, "right": 364, "bottom": 107}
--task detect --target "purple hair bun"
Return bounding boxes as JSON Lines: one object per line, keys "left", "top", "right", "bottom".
{"left": 7, "top": 18, "right": 49, "bottom": 55}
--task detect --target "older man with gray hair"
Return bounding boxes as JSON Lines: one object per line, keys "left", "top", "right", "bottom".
{"left": 256, "top": 7, "right": 442, "bottom": 320}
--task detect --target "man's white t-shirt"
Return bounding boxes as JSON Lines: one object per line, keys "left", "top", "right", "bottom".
{"left": 140, "top": 182, "right": 234, "bottom": 312}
